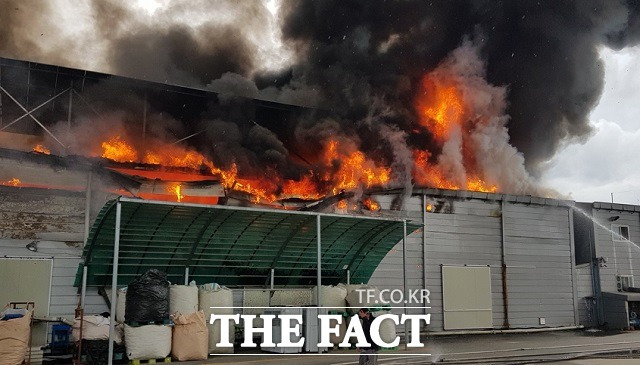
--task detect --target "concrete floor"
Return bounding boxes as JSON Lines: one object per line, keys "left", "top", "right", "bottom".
{"left": 186, "top": 330, "right": 640, "bottom": 364}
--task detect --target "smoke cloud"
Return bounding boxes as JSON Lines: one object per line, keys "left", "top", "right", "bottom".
{"left": 2, "top": 0, "right": 640, "bottom": 197}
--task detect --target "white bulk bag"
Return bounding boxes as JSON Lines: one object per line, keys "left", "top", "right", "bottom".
{"left": 199, "top": 284, "right": 234, "bottom": 354}
{"left": 72, "top": 316, "right": 123, "bottom": 344}
{"left": 124, "top": 324, "right": 171, "bottom": 360}
{"left": 72, "top": 315, "right": 109, "bottom": 341}
{"left": 169, "top": 284, "right": 198, "bottom": 315}
{"left": 312, "top": 285, "right": 347, "bottom": 308}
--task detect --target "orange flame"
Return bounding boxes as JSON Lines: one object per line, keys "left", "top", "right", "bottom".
{"left": 101, "top": 136, "right": 137, "bottom": 162}
{"left": 3, "top": 178, "right": 21, "bottom": 186}
{"left": 33, "top": 144, "right": 51, "bottom": 154}
{"left": 282, "top": 173, "right": 322, "bottom": 200}
{"left": 362, "top": 198, "right": 380, "bottom": 212}
{"left": 323, "top": 140, "right": 391, "bottom": 194}
{"left": 169, "top": 184, "right": 184, "bottom": 202}
{"left": 337, "top": 200, "right": 348, "bottom": 209}
{"left": 413, "top": 73, "right": 499, "bottom": 194}
{"left": 416, "top": 78, "right": 464, "bottom": 141}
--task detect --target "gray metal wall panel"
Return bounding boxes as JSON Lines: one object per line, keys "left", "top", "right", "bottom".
{"left": 591, "top": 209, "right": 640, "bottom": 293}
{"left": 369, "top": 198, "right": 504, "bottom": 331}
{"left": 503, "top": 204, "right": 576, "bottom": 328}
{"left": 371, "top": 196, "right": 577, "bottom": 332}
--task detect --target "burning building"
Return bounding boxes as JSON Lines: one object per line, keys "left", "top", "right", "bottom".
{"left": 0, "top": 49, "right": 638, "bottom": 352}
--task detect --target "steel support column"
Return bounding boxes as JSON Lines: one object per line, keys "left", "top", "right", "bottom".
{"left": 83, "top": 171, "right": 92, "bottom": 247}
{"left": 107, "top": 201, "right": 122, "bottom": 365}
{"left": 80, "top": 265, "right": 88, "bottom": 308}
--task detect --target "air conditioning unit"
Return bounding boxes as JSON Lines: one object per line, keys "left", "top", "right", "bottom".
{"left": 616, "top": 275, "right": 634, "bottom": 292}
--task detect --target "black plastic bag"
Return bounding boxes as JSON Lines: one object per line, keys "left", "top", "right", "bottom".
{"left": 125, "top": 269, "right": 169, "bottom": 323}
{"left": 82, "top": 339, "right": 126, "bottom": 364}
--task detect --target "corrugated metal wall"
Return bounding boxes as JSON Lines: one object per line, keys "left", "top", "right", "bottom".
{"left": 591, "top": 207, "right": 640, "bottom": 293}
{"left": 503, "top": 203, "right": 576, "bottom": 328}
{"left": 369, "top": 194, "right": 579, "bottom": 332}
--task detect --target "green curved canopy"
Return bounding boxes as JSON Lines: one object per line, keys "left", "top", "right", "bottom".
{"left": 76, "top": 197, "right": 420, "bottom": 287}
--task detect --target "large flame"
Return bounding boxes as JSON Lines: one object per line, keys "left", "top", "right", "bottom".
{"left": 102, "top": 136, "right": 137, "bottom": 162}
{"left": 323, "top": 140, "right": 391, "bottom": 194}
{"left": 93, "top": 69, "right": 502, "bottom": 204}
{"left": 413, "top": 73, "right": 499, "bottom": 194}
{"left": 416, "top": 78, "right": 464, "bottom": 141}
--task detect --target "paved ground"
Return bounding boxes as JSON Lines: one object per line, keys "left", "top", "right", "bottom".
{"left": 186, "top": 329, "right": 640, "bottom": 364}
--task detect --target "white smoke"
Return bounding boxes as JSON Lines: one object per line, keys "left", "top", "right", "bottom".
{"left": 425, "top": 38, "right": 561, "bottom": 197}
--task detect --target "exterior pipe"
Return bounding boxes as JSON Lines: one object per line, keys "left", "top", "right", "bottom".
{"left": 316, "top": 214, "right": 322, "bottom": 354}
{"left": 270, "top": 268, "right": 275, "bottom": 290}
{"left": 422, "top": 195, "right": 428, "bottom": 316}
{"left": 500, "top": 201, "right": 510, "bottom": 329}
{"left": 107, "top": 201, "right": 122, "bottom": 365}
{"left": 184, "top": 267, "right": 189, "bottom": 285}
{"left": 403, "top": 219, "right": 408, "bottom": 349}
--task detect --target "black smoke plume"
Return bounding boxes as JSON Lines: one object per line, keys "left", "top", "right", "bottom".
{"left": 1, "top": 0, "right": 640, "bottom": 192}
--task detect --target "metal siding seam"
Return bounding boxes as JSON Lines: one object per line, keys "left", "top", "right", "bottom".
{"left": 568, "top": 207, "right": 580, "bottom": 325}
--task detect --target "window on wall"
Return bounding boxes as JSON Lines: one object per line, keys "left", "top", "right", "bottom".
{"left": 612, "top": 224, "right": 630, "bottom": 241}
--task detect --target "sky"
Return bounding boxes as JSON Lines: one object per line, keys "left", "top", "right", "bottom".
{"left": 541, "top": 46, "right": 640, "bottom": 205}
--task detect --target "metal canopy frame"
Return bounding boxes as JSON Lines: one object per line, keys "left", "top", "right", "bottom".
{"left": 76, "top": 197, "right": 419, "bottom": 363}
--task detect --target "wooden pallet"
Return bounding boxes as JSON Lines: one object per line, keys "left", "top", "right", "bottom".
{"left": 130, "top": 357, "right": 171, "bottom": 364}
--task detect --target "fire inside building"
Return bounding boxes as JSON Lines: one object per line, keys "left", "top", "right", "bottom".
{"left": 1, "top": 56, "right": 640, "bottom": 362}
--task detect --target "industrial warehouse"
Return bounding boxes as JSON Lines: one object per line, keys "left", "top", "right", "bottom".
{"left": 1, "top": 55, "right": 640, "bottom": 364}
